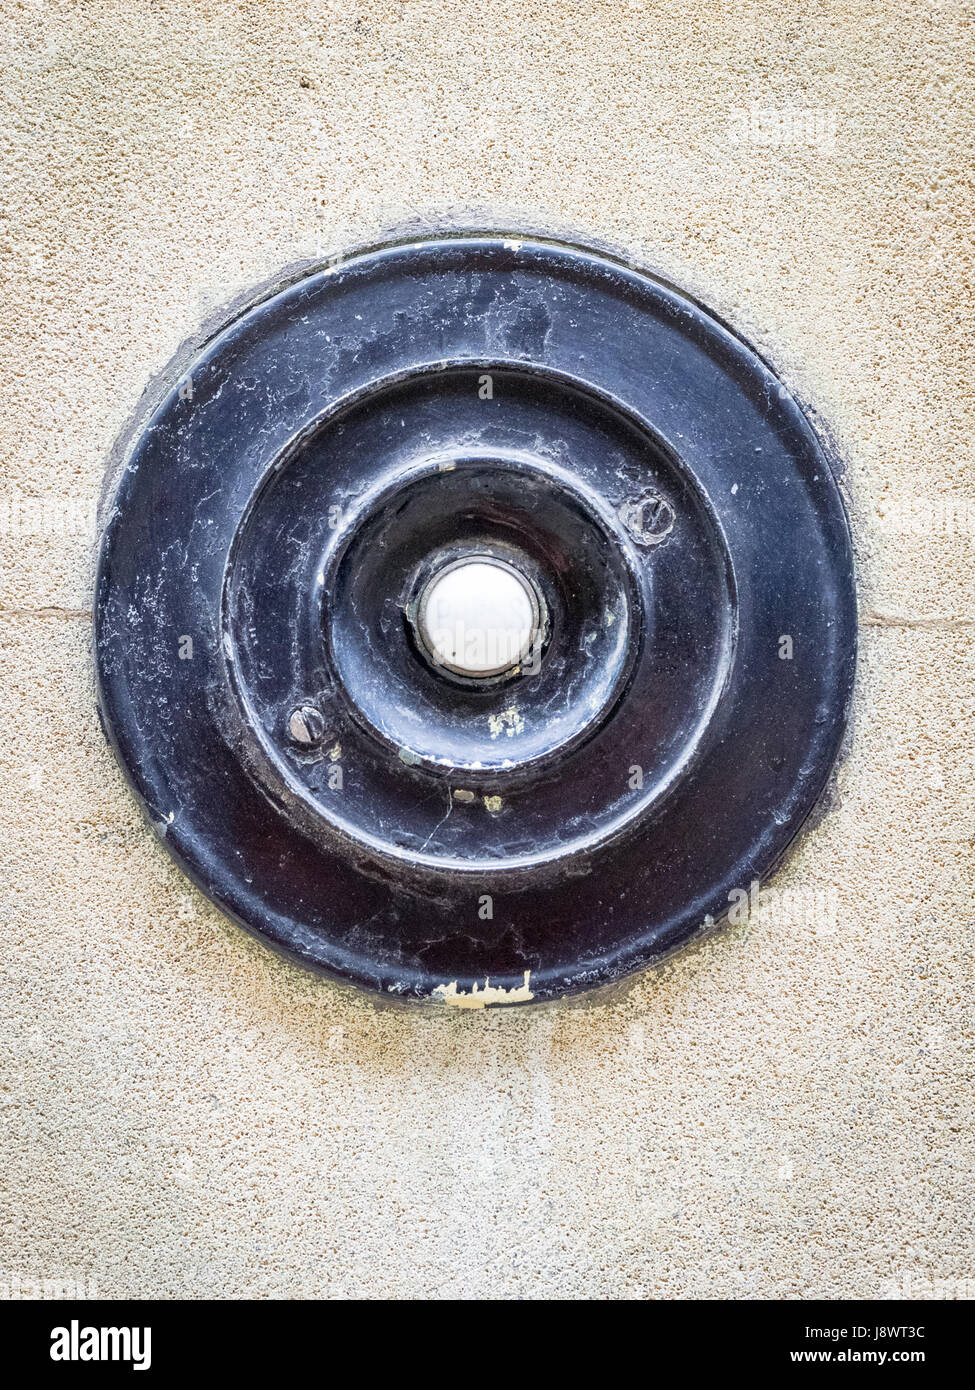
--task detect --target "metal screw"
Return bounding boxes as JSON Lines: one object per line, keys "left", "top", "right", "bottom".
{"left": 287, "top": 703, "right": 326, "bottom": 746}
{"left": 619, "top": 493, "right": 676, "bottom": 546}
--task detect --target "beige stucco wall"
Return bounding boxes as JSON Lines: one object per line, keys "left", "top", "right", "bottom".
{"left": 1, "top": 1, "right": 972, "bottom": 1299}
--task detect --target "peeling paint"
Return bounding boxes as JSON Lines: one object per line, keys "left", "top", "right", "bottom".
{"left": 487, "top": 707, "right": 525, "bottom": 738}
{"left": 433, "top": 971, "right": 533, "bottom": 1009}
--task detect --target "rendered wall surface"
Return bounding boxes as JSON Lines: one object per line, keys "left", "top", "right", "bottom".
{"left": 1, "top": 1, "right": 972, "bottom": 1299}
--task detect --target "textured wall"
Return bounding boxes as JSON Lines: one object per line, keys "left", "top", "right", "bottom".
{"left": 1, "top": 1, "right": 972, "bottom": 1299}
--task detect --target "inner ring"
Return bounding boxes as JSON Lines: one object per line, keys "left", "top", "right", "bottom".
{"left": 321, "top": 449, "right": 644, "bottom": 780}
{"left": 220, "top": 358, "right": 736, "bottom": 876}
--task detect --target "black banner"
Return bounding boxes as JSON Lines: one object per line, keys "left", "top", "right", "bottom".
{"left": 0, "top": 1299, "right": 964, "bottom": 1377}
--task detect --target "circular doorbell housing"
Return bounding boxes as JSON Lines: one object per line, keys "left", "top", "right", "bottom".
{"left": 95, "top": 230, "right": 856, "bottom": 1005}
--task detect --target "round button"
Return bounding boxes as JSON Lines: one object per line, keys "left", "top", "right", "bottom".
{"left": 416, "top": 556, "right": 540, "bottom": 678}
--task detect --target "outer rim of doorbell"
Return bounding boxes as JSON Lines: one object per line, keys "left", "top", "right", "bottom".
{"left": 95, "top": 209, "right": 855, "bottom": 544}
{"left": 93, "top": 212, "right": 858, "bottom": 1009}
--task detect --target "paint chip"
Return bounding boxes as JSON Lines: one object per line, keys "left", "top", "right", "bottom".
{"left": 488, "top": 707, "right": 525, "bottom": 738}
{"left": 433, "top": 971, "right": 533, "bottom": 1009}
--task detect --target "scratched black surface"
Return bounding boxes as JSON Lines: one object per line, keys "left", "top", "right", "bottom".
{"left": 95, "top": 233, "right": 857, "bottom": 1002}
